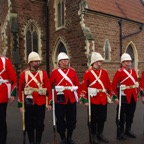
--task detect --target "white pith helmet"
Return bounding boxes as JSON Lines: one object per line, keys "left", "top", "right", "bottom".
{"left": 28, "top": 51, "right": 41, "bottom": 63}
{"left": 121, "top": 53, "right": 132, "bottom": 63}
{"left": 90, "top": 52, "right": 104, "bottom": 65}
{"left": 57, "top": 52, "right": 69, "bottom": 62}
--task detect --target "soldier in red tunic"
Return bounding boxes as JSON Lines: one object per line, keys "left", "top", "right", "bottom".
{"left": 50, "top": 52, "right": 81, "bottom": 144}
{"left": 80, "top": 52, "right": 112, "bottom": 144}
{"left": 18, "top": 52, "right": 52, "bottom": 144}
{"left": 0, "top": 56, "right": 17, "bottom": 144}
{"left": 140, "top": 71, "right": 144, "bottom": 103}
{"left": 112, "top": 53, "right": 138, "bottom": 140}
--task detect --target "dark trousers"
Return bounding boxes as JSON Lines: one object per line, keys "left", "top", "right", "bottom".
{"left": 116, "top": 96, "right": 136, "bottom": 133}
{"left": 91, "top": 104, "right": 107, "bottom": 135}
{"left": 25, "top": 104, "right": 45, "bottom": 143}
{"left": 0, "top": 103, "right": 7, "bottom": 144}
{"left": 55, "top": 100, "right": 76, "bottom": 139}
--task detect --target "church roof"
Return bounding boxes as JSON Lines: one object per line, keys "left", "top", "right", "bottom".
{"left": 87, "top": 0, "right": 144, "bottom": 23}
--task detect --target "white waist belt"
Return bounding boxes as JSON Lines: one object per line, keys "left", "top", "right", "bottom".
{"left": 0, "top": 79, "right": 9, "bottom": 84}
{"left": 55, "top": 86, "right": 78, "bottom": 92}
{"left": 121, "top": 82, "right": 139, "bottom": 90}
{"left": 88, "top": 87, "right": 106, "bottom": 97}
{"left": 55, "top": 86, "right": 79, "bottom": 102}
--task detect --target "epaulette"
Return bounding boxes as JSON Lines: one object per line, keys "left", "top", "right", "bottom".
{"left": 118, "top": 68, "right": 123, "bottom": 72}
{"left": 52, "top": 67, "right": 59, "bottom": 72}
{"left": 85, "top": 69, "right": 91, "bottom": 73}
{"left": 69, "top": 67, "right": 75, "bottom": 71}
{"left": 102, "top": 68, "right": 107, "bottom": 72}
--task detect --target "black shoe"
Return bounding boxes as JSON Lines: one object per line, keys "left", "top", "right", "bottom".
{"left": 117, "top": 133, "right": 127, "bottom": 140}
{"left": 60, "top": 138, "right": 67, "bottom": 144}
{"left": 97, "top": 134, "right": 109, "bottom": 143}
{"left": 67, "top": 138, "right": 75, "bottom": 144}
{"left": 92, "top": 135, "right": 98, "bottom": 144}
{"left": 125, "top": 131, "right": 136, "bottom": 138}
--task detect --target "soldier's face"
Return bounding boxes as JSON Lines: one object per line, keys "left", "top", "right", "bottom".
{"left": 122, "top": 60, "right": 132, "bottom": 69}
{"left": 30, "top": 61, "right": 40, "bottom": 70}
{"left": 59, "top": 59, "right": 69, "bottom": 68}
{"left": 93, "top": 61, "right": 102, "bottom": 69}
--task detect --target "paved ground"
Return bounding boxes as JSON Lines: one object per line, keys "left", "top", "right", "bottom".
{"left": 6, "top": 98, "right": 144, "bottom": 144}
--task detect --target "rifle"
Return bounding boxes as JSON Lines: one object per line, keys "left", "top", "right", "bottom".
{"left": 22, "top": 91, "right": 26, "bottom": 144}
{"left": 88, "top": 87, "right": 92, "bottom": 144}
{"left": 116, "top": 85, "right": 122, "bottom": 137}
{"left": 52, "top": 88, "right": 56, "bottom": 144}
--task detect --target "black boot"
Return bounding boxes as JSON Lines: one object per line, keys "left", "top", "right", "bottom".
{"left": 67, "top": 130, "right": 75, "bottom": 144}
{"left": 60, "top": 133, "right": 67, "bottom": 144}
{"left": 116, "top": 123, "right": 127, "bottom": 140}
{"left": 36, "top": 130, "right": 43, "bottom": 144}
{"left": 27, "top": 131, "right": 34, "bottom": 144}
{"left": 60, "top": 138, "right": 67, "bottom": 144}
{"left": 91, "top": 134, "right": 98, "bottom": 144}
{"left": 125, "top": 124, "right": 136, "bottom": 138}
{"left": 97, "top": 122, "right": 109, "bottom": 143}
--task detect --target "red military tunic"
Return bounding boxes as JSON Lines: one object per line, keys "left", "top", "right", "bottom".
{"left": 0, "top": 57, "right": 17, "bottom": 103}
{"left": 50, "top": 67, "right": 81, "bottom": 104}
{"left": 81, "top": 68, "right": 112, "bottom": 105}
{"left": 139, "top": 71, "right": 144, "bottom": 93}
{"left": 112, "top": 67, "right": 138, "bottom": 104}
{"left": 18, "top": 68, "right": 52, "bottom": 107}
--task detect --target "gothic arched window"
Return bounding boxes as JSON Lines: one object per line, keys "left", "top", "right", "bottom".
{"left": 56, "top": 0, "right": 65, "bottom": 28}
{"left": 126, "top": 45, "right": 134, "bottom": 68}
{"left": 26, "top": 24, "right": 38, "bottom": 58}
{"left": 58, "top": 42, "right": 67, "bottom": 54}
{"left": 103, "top": 39, "right": 111, "bottom": 61}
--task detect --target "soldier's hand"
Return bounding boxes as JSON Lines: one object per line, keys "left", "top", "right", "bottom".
{"left": 9, "top": 96, "right": 15, "bottom": 103}
{"left": 84, "top": 102, "right": 89, "bottom": 107}
{"left": 47, "top": 105, "right": 52, "bottom": 111}
{"left": 114, "top": 98, "right": 119, "bottom": 105}
{"left": 79, "top": 101, "right": 82, "bottom": 104}
{"left": 19, "top": 107, "right": 23, "bottom": 113}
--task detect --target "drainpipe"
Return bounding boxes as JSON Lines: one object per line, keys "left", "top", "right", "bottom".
{"left": 46, "top": 0, "right": 49, "bottom": 75}
{"left": 119, "top": 18, "right": 122, "bottom": 57}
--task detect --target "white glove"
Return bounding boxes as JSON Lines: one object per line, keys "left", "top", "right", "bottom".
{"left": 70, "top": 86, "right": 78, "bottom": 92}
{"left": 120, "top": 85, "right": 126, "bottom": 90}
{"left": 135, "top": 82, "right": 139, "bottom": 88}
{"left": 88, "top": 88, "right": 97, "bottom": 97}
{"left": 55, "top": 86, "right": 65, "bottom": 92}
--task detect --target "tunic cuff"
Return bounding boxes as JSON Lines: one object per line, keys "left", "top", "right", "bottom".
{"left": 111, "top": 95, "right": 118, "bottom": 101}
{"left": 18, "top": 102, "right": 22, "bottom": 108}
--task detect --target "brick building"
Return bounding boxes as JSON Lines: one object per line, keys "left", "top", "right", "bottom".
{"left": 0, "top": 0, "right": 144, "bottom": 81}
{"left": 0, "top": 0, "right": 47, "bottom": 76}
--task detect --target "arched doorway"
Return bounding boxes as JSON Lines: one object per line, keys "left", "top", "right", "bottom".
{"left": 126, "top": 45, "right": 134, "bottom": 68}
{"left": 53, "top": 40, "right": 68, "bottom": 68}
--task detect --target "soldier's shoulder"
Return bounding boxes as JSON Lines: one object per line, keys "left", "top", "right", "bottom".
{"left": 51, "top": 67, "right": 58, "bottom": 72}
{"left": 85, "top": 68, "right": 92, "bottom": 73}
{"left": 69, "top": 67, "right": 76, "bottom": 71}
{"left": 20, "top": 69, "right": 28, "bottom": 75}
{"left": 102, "top": 68, "right": 108, "bottom": 72}
{"left": 0, "top": 56, "right": 8, "bottom": 61}
{"left": 117, "top": 68, "right": 123, "bottom": 72}
{"left": 22, "top": 68, "right": 29, "bottom": 73}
